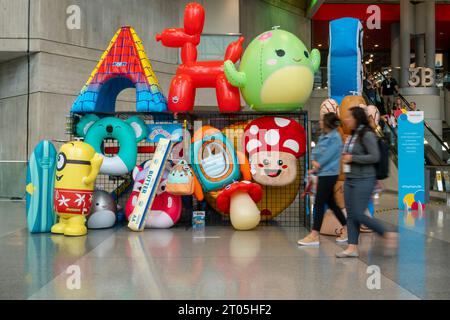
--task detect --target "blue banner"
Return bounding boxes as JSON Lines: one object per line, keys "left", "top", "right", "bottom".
{"left": 397, "top": 111, "right": 425, "bottom": 210}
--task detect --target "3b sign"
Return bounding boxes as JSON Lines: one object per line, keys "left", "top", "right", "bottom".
{"left": 408, "top": 68, "right": 435, "bottom": 87}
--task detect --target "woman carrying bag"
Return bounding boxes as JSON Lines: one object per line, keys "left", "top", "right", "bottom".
{"left": 337, "top": 106, "right": 397, "bottom": 258}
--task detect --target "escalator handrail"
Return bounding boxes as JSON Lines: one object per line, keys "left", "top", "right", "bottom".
{"left": 378, "top": 72, "right": 450, "bottom": 156}
{"left": 397, "top": 92, "right": 450, "bottom": 155}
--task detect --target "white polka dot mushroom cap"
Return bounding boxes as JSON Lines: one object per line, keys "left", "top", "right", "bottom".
{"left": 243, "top": 116, "right": 306, "bottom": 158}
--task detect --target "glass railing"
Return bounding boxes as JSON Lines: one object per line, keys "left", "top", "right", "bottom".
{"left": 396, "top": 93, "right": 450, "bottom": 165}
{"left": 362, "top": 86, "right": 450, "bottom": 166}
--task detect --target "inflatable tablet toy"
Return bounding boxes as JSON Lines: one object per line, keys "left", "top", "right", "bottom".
{"left": 125, "top": 161, "right": 182, "bottom": 229}
{"left": 26, "top": 140, "right": 57, "bottom": 233}
{"left": 191, "top": 126, "right": 250, "bottom": 193}
{"left": 156, "top": 3, "right": 244, "bottom": 112}
{"left": 52, "top": 141, "right": 103, "bottom": 237}
{"left": 87, "top": 190, "right": 117, "bottom": 229}
{"left": 76, "top": 115, "right": 148, "bottom": 176}
{"left": 224, "top": 28, "right": 320, "bottom": 111}
{"left": 206, "top": 122, "right": 301, "bottom": 220}
{"left": 339, "top": 95, "right": 366, "bottom": 134}
{"left": 328, "top": 18, "right": 364, "bottom": 105}
{"left": 319, "top": 98, "right": 339, "bottom": 121}
{"left": 244, "top": 117, "right": 306, "bottom": 186}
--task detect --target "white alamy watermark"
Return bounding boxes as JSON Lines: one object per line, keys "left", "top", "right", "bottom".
{"left": 366, "top": 265, "right": 381, "bottom": 290}
{"left": 66, "top": 5, "right": 81, "bottom": 30}
{"left": 66, "top": 264, "right": 81, "bottom": 290}
{"left": 366, "top": 5, "right": 381, "bottom": 30}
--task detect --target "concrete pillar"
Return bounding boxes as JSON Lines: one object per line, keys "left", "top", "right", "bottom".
{"left": 400, "top": 0, "right": 412, "bottom": 88}
{"left": 391, "top": 23, "right": 401, "bottom": 81}
{"left": 425, "top": 0, "right": 436, "bottom": 72}
{"left": 415, "top": 34, "right": 425, "bottom": 67}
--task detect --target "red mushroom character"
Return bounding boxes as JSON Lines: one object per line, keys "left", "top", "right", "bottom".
{"left": 216, "top": 181, "right": 263, "bottom": 231}
{"left": 244, "top": 117, "right": 306, "bottom": 186}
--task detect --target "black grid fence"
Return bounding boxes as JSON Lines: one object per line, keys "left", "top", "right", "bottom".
{"left": 68, "top": 112, "right": 308, "bottom": 228}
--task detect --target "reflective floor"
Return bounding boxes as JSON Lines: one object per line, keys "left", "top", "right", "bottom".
{"left": 0, "top": 194, "right": 449, "bottom": 300}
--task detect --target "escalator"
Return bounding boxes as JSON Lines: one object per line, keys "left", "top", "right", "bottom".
{"left": 362, "top": 89, "right": 450, "bottom": 167}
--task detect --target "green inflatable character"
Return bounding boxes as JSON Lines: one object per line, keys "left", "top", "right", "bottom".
{"left": 224, "top": 28, "right": 320, "bottom": 111}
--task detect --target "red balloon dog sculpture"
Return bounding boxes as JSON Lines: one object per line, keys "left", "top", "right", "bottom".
{"left": 156, "top": 3, "right": 244, "bottom": 112}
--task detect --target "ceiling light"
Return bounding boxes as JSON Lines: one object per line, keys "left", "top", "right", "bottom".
{"left": 370, "top": 54, "right": 374, "bottom": 58}
{"left": 365, "top": 61, "right": 370, "bottom": 64}
{"left": 374, "top": 44, "right": 379, "bottom": 47}
{"left": 368, "top": 59, "right": 373, "bottom": 63}
{"left": 318, "top": 44, "right": 322, "bottom": 47}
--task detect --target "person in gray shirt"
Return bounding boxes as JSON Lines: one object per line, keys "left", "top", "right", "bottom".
{"left": 336, "top": 106, "right": 397, "bottom": 258}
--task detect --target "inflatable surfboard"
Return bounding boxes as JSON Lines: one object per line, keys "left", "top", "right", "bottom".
{"left": 26, "top": 140, "right": 57, "bottom": 233}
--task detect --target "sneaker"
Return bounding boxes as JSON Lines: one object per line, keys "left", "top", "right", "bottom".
{"left": 336, "top": 228, "right": 348, "bottom": 243}
{"left": 297, "top": 234, "right": 320, "bottom": 246}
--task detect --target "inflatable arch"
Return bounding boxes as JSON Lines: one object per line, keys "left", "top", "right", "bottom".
{"left": 328, "top": 18, "right": 364, "bottom": 105}
{"left": 71, "top": 26, "right": 167, "bottom": 113}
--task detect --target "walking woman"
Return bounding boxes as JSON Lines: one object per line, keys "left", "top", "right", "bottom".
{"left": 298, "top": 113, "right": 347, "bottom": 246}
{"left": 337, "top": 106, "right": 396, "bottom": 258}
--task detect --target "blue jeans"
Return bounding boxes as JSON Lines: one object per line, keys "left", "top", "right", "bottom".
{"left": 344, "top": 177, "right": 386, "bottom": 245}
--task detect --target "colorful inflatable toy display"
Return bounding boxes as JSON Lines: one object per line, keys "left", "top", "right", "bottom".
{"left": 224, "top": 28, "right": 320, "bottom": 111}
{"left": 156, "top": 3, "right": 244, "bottom": 113}
{"left": 76, "top": 115, "right": 148, "bottom": 176}
{"left": 71, "top": 26, "right": 167, "bottom": 113}
{"left": 125, "top": 161, "right": 182, "bottom": 229}
{"left": 52, "top": 141, "right": 103, "bottom": 237}
{"left": 30, "top": 2, "right": 326, "bottom": 234}
{"left": 206, "top": 121, "right": 302, "bottom": 220}
{"left": 328, "top": 18, "right": 364, "bottom": 105}
{"left": 244, "top": 117, "right": 306, "bottom": 186}
{"left": 26, "top": 140, "right": 57, "bottom": 233}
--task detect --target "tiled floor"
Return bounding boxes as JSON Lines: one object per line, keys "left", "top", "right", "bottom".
{"left": 0, "top": 194, "right": 449, "bottom": 300}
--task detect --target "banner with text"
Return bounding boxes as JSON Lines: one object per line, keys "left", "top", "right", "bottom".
{"left": 398, "top": 111, "right": 425, "bottom": 210}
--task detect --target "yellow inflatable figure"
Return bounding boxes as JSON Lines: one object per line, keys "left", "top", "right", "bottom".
{"left": 52, "top": 141, "right": 103, "bottom": 236}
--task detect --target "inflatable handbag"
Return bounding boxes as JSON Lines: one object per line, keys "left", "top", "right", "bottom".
{"left": 166, "top": 160, "right": 195, "bottom": 195}
{"left": 191, "top": 126, "right": 241, "bottom": 193}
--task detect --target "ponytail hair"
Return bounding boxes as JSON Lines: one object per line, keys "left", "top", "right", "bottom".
{"left": 322, "top": 112, "right": 341, "bottom": 130}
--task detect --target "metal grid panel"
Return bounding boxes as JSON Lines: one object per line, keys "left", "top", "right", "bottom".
{"left": 69, "top": 112, "right": 308, "bottom": 227}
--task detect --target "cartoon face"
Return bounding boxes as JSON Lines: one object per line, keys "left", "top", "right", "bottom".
{"left": 225, "top": 29, "right": 320, "bottom": 111}
{"left": 249, "top": 151, "right": 297, "bottom": 186}
{"left": 55, "top": 141, "right": 96, "bottom": 190}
